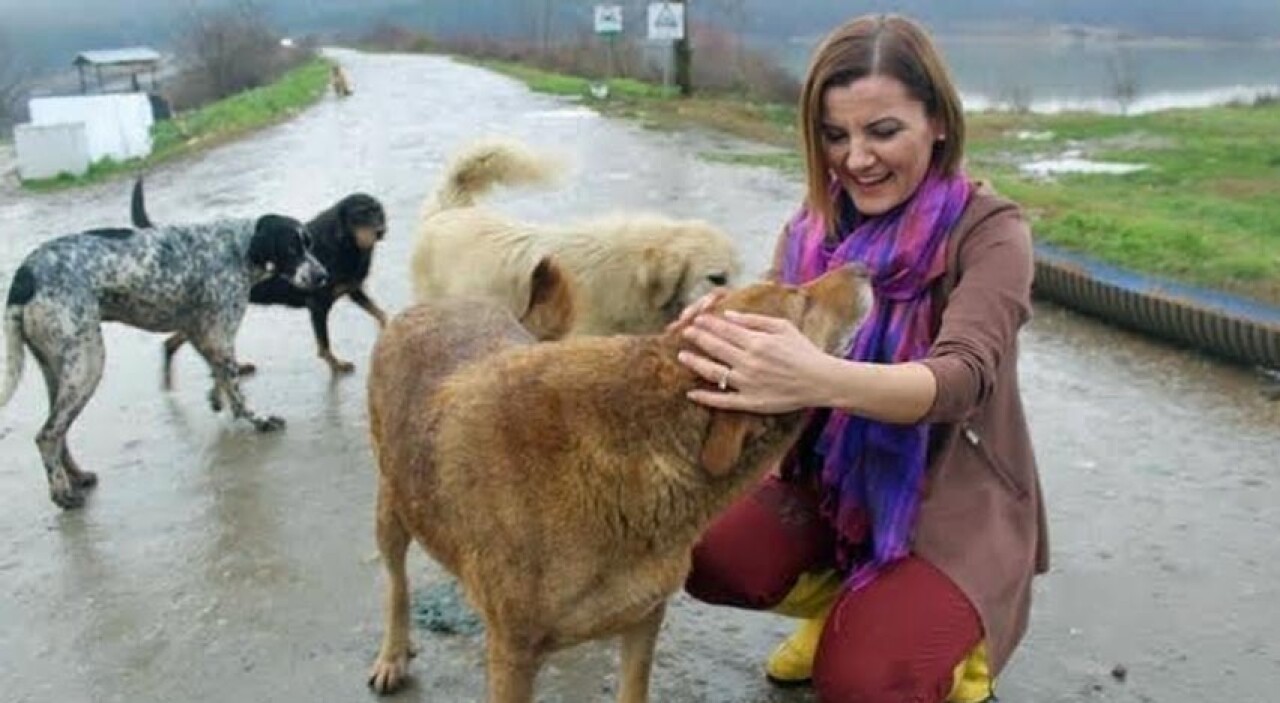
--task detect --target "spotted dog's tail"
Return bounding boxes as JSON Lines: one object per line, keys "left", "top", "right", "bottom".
{"left": 0, "top": 268, "right": 32, "bottom": 408}
{"left": 425, "top": 138, "right": 561, "bottom": 216}
{"left": 131, "top": 176, "right": 155, "bottom": 229}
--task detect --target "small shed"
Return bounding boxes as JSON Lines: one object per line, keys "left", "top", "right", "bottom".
{"left": 73, "top": 47, "right": 162, "bottom": 94}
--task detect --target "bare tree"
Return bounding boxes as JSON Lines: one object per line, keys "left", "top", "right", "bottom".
{"left": 176, "top": 0, "right": 299, "bottom": 105}
{"left": 716, "top": 0, "right": 747, "bottom": 85}
{"left": 1105, "top": 47, "right": 1141, "bottom": 115}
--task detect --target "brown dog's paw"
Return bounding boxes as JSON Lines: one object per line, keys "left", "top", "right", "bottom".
{"left": 367, "top": 653, "right": 411, "bottom": 695}
{"left": 321, "top": 351, "right": 356, "bottom": 375}
{"left": 328, "top": 359, "right": 356, "bottom": 375}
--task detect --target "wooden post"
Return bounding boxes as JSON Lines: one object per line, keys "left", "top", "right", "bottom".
{"left": 673, "top": 0, "right": 692, "bottom": 96}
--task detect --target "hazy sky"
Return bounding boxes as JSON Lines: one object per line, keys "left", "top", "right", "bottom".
{"left": 3, "top": 0, "right": 1278, "bottom": 70}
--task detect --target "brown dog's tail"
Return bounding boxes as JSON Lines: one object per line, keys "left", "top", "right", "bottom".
{"left": 426, "top": 138, "right": 561, "bottom": 215}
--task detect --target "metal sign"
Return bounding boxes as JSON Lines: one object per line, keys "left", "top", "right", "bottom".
{"left": 594, "top": 5, "right": 623, "bottom": 35}
{"left": 647, "top": 2, "right": 684, "bottom": 41}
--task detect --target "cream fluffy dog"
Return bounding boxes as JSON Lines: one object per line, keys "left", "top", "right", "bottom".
{"left": 410, "top": 139, "right": 743, "bottom": 336}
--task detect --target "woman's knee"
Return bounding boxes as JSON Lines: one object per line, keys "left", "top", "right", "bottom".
{"left": 684, "top": 533, "right": 798, "bottom": 609}
{"left": 811, "top": 559, "right": 981, "bottom": 702}
{"left": 685, "top": 479, "right": 827, "bottom": 609}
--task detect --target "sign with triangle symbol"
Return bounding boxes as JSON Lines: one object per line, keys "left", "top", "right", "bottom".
{"left": 647, "top": 2, "right": 685, "bottom": 40}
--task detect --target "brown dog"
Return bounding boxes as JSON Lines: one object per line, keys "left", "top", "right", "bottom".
{"left": 365, "top": 264, "right": 871, "bottom": 702}
{"left": 330, "top": 65, "right": 352, "bottom": 97}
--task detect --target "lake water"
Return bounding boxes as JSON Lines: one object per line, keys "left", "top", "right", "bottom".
{"left": 776, "top": 34, "right": 1280, "bottom": 114}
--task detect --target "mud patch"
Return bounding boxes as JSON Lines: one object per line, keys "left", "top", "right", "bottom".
{"left": 412, "top": 579, "right": 483, "bottom": 635}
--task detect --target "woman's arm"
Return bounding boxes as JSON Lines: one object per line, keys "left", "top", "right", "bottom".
{"left": 679, "top": 315, "right": 937, "bottom": 423}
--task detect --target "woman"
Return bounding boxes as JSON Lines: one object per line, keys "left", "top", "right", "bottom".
{"left": 676, "top": 14, "right": 1048, "bottom": 703}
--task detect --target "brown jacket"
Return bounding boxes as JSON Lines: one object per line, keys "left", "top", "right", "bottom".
{"left": 768, "top": 184, "right": 1048, "bottom": 674}
{"left": 916, "top": 185, "right": 1048, "bottom": 674}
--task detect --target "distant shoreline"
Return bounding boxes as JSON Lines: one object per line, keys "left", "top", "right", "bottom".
{"left": 775, "top": 27, "right": 1280, "bottom": 115}
{"left": 784, "top": 26, "right": 1280, "bottom": 51}
{"left": 962, "top": 84, "right": 1280, "bottom": 115}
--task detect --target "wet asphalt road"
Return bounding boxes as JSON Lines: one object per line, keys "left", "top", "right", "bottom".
{"left": 1, "top": 49, "right": 1278, "bottom": 702}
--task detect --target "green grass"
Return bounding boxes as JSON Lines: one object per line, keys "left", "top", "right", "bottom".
{"left": 22, "top": 58, "right": 331, "bottom": 192}
{"left": 464, "top": 58, "right": 671, "bottom": 100}
{"left": 970, "top": 105, "right": 1280, "bottom": 304}
{"left": 699, "top": 150, "right": 803, "bottom": 174}
{"left": 470, "top": 58, "right": 1280, "bottom": 305}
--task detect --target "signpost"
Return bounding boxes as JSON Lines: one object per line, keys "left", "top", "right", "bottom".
{"left": 647, "top": 1, "right": 684, "bottom": 41}
{"left": 593, "top": 5, "right": 624, "bottom": 100}
{"left": 594, "top": 5, "right": 623, "bottom": 35}
{"left": 647, "top": 2, "right": 686, "bottom": 96}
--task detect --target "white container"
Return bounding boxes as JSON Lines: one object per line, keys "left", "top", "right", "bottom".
{"left": 28, "top": 93, "right": 154, "bottom": 162}
{"left": 14, "top": 122, "right": 92, "bottom": 180}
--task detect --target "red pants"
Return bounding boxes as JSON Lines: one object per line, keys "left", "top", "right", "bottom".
{"left": 686, "top": 476, "right": 983, "bottom": 703}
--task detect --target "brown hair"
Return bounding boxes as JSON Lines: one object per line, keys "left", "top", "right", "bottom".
{"left": 799, "top": 14, "right": 965, "bottom": 232}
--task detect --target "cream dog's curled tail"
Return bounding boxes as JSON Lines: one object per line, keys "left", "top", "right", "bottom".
{"left": 426, "top": 138, "right": 562, "bottom": 215}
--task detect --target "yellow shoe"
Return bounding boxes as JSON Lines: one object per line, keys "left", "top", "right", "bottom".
{"left": 765, "top": 609, "right": 830, "bottom": 686}
{"left": 948, "top": 642, "right": 996, "bottom": 703}
{"left": 764, "top": 570, "right": 841, "bottom": 687}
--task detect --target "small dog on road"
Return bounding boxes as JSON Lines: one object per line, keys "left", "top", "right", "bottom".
{"left": 1, "top": 197, "right": 326, "bottom": 509}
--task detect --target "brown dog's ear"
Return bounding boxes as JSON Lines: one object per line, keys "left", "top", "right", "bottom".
{"left": 528, "top": 256, "right": 562, "bottom": 306}
{"left": 521, "top": 256, "right": 576, "bottom": 340}
{"left": 700, "top": 411, "right": 764, "bottom": 477}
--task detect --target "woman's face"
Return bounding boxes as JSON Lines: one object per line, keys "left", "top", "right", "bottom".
{"left": 820, "top": 74, "right": 942, "bottom": 216}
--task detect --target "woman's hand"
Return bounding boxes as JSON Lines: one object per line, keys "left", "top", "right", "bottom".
{"left": 677, "top": 310, "right": 840, "bottom": 414}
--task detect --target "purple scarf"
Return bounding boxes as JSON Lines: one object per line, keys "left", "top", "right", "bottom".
{"left": 780, "top": 169, "right": 971, "bottom": 590}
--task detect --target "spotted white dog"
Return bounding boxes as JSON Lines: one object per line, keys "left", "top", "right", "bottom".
{"left": 0, "top": 214, "right": 327, "bottom": 509}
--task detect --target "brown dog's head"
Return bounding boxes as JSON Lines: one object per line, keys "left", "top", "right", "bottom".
{"left": 697, "top": 263, "right": 873, "bottom": 476}
{"left": 519, "top": 256, "right": 576, "bottom": 341}
{"left": 337, "top": 193, "right": 387, "bottom": 250}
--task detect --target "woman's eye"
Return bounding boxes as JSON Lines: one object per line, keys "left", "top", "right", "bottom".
{"left": 869, "top": 125, "right": 902, "bottom": 140}
{"left": 822, "top": 129, "right": 847, "bottom": 143}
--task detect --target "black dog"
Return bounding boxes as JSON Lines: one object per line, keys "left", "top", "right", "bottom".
{"left": 131, "top": 178, "right": 389, "bottom": 385}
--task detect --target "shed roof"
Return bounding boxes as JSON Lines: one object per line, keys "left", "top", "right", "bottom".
{"left": 73, "top": 47, "right": 162, "bottom": 67}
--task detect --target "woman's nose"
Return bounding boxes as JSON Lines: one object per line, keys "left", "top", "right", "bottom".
{"left": 844, "top": 141, "right": 876, "bottom": 171}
